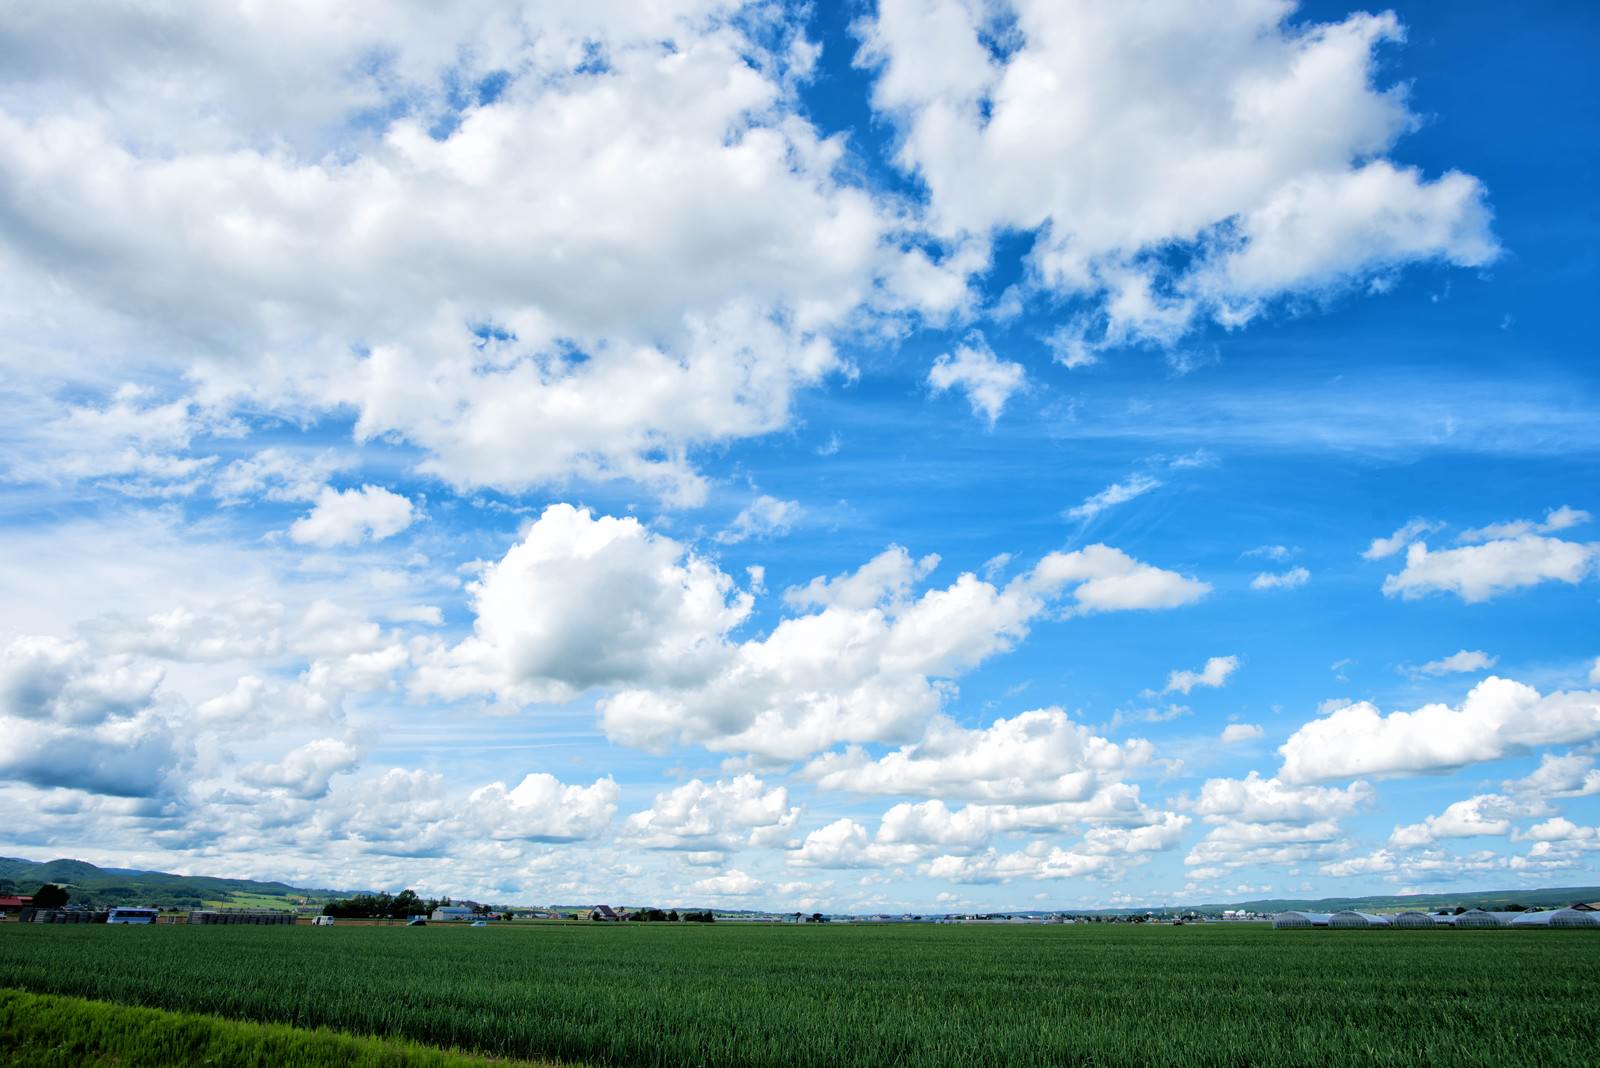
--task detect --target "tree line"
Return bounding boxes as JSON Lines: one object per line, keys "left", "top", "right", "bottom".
{"left": 623, "top": 908, "right": 714, "bottom": 922}
{"left": 320, "top": 889, "right": 473, "bottom": 919}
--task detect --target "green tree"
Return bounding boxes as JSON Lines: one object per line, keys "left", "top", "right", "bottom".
{"left": 32, "top": 884, "right": 69, "bottom": 909}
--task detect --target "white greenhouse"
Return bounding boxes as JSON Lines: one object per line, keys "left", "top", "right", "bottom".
{"left": 1454, "top": 909, "right": 1504, "bottom": 928}
{"left": 1391, "top": 911, "right": 1444, "bottom": 928}
{"left": 1329, "top": 910, "right": 1391, "bottom": 928}
{"left": 1271, "top": 911, "right": 1331, "bottom": 929}
{"left": 1509, "top": 908, "right": 1600, "bottom": 928}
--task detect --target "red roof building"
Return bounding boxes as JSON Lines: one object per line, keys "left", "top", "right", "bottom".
{"left": 0, "top": 895, "right": 34, "bottom": 911}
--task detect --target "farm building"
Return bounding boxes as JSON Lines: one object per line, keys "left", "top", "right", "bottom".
{"left": 1454, "top": 909, "right": 1503, "bottom": 928}
{"left": 1271, "top": 911, "right": 1331, "bottom": 928}
{"left": 1392, "top": 911, "right": 1444, "bottom": 928}
{"left": 589, "top": 905, "right": 620, "bottom": 921}
{"left": 0, "top": 895, "right": 33, "bottom": 913}
{"left": 1329, "top": 911, "right": 1391, "bottom": 928}
{"left": 1510, "top": 908, "right": 1600, "bottom": 928}
{"left": 432, "top": 906, "right": 477, "bottom": 922}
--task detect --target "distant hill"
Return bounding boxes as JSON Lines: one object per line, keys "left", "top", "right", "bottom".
{"left": 5, "top": 855, "right": 1595, "bottom": 917}
{"left": 0, "top": 856, "right": 361, "bottom": 911}
{"left": 1178, "top": 885, "right": 1600, "bottom": 915}
{"left": 1003, "top": 885, "right": 1600, "bottom": 918}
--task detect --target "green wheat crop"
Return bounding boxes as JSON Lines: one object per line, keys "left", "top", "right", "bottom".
{"left": 1, "top": 922, "right": 1595, "bottom": 1066}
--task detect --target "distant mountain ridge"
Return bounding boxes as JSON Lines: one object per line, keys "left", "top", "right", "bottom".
{"left": 4, "top": 855, "right": 1596, "bottom": 916}
{"left": 0, "top": 856, "right": 361, "bottom": 910}
{"left": 1175, "top": 885, "right": 1600, "bottom": 915}
{"left": 985, "top": 885, "right": 1600, "bottom": 917}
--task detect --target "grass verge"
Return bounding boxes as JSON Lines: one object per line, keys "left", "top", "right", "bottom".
{"left": 0, "top": 987, "right": 562, "bottom": 1068}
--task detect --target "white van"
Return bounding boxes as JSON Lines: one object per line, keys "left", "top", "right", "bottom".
{"left": 312, "top": 915, "right": 335, "bottom": 926}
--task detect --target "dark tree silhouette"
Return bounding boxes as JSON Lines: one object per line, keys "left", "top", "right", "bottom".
{"left": 32, "top": 884, "right": 69, "bottom": 909}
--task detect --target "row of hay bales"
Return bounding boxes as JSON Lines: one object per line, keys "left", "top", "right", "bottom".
{"left": 1274, "top": 908, "right": 1599, "bottom": 929}
{"left": 186, "top": 910, "right": 296, "bottom": 925}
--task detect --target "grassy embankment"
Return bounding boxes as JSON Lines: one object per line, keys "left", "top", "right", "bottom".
{"left": 0, "top": 987, "right": 561, "bottom": 1067}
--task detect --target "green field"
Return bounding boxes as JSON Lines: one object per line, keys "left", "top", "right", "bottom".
{"left": 0, "top": 988, "right": 554, "bottom": 1068}
{"left": 2, "top": 922, "right": 1596, "bottom": 1066}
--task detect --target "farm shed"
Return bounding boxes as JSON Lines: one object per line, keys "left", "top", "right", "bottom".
{"left": 1391, "top": 911, "right": 1440, "bottom": 928}
{"left": 1329, "top": 911, "right": 1391, "bottom": 928}
{"left": 588, "top": 905, "right": 620, "bottom": 921}
{"left": 1510, "top": 908, "right": 1600, "bottom": 928}
{"left": 432, "top": 906, "right": 477, "bottom": 922}
{"left": 1454, "top": 910, "right": 1504, "bottom": 928}
{"left": 1271, "top": 911, "right": 1330, "bottom": 928}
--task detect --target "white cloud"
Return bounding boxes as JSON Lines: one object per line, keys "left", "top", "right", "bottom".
{"left": 0, "top": 636, "right": 162, "bottom": 725}
{"left": 783, "top": 545, "right": 939, "bottom": 611}
{"left": 875, "top": 790, "right": 1161, "bottom": 858}
{"left": 1339, "top": 846, "right": 1506, "bottom": 882}
{"left": 1362, "top": 518, "right": 1440, "bottom": 560}
{"left": 1219, "top": 723, "right": 1263, "bottom": 744}
{"left": 1590, "top": 656, "right": 1600, "bottom": 685}
{"left": 1080, "top": 814, "right": 1192, "bottom": 855}
{"left": 214, "top": 448, "right": 353, "bottom": 505}
{"left": 1250, "top": 566, "right": 1310, "bottom": 591}
{"left": 0, "top": 4, "right": 952, "bottom": 505}
{"left": 1029, "top": 545, "right": 1211, "bottom": 614}
{"left": 415, "top": 504, "right": 752, "bottom": 704}
{"left": 1382, "top": 535, "right": 1598, "bottom": 602}
{"left": 787, "top": 818, "right": 901, "bottom": 870}
{"left": 620, "top": 775, "right": 800, "bottom": 852}
{"left": 1389, "top": 793, "right": 1549, "bottom": 848}
{"left": 1413, "top": 649, "right": 1497, "bottom": 677}
{"left": 1190, "top": 773, "right": 1373, "bottom": 824}
{"left": 289, "top": 485, "right": 416, "bottom": 547}
{"left": 857, "top": 2, "right": 1495, "bottom": 354}
{"left": 0, "top": 709, "right": 178, "bottom": 799}
{"left": 927, "top": 337, "right": 1025, "bottom": 425}
{"left": 239, "top": 738, "right": 361, "bottom": 800}
{"left": 1278, "top": 676, "right": 1600, "bottom": 783}
{"left": 0, "top": 635, "right": 177, "bottom": 798}
{"left": 922, "top": 848, "right": 1099, "bottom": 884}
{"left": 1244, "top": 545, "right": 1294, "bottom": 562}
{"left": 1163, "top": 655, "right": 1238, "bottom": 695}
{"left": 1458, "top": 505, "right": 1591, "bottom": 544}
{"left": 387, "top": 605, "right": 444, "bottom": 626}
{"left": 716, "top": 496, "right": 802, "bottom": 544}
{"left": 1319, "top": 850, "right": 1397, "bottom": 877}
{"left": 1185, "top": 819, "right": 1346, "bottom": 872}
{"left": 462, "top": 774, "right": 619, "bottom": 843}
{"left": 595, "top": 539, "right": 1206, "bottom": 760}
{"left": 1517, "top": 818, "right": 1598, "bottom": 845}
{"left": 690, "top": 869, "right": 764, "bottom": 896}
{"left": 1503, "top": 753, "right": 1600, "bottom": 799}
{"left": 1066, "top": 474, "right": 1161, "bottom": 521}
{"left": 803, "top": 708, "right": 1152, "bottom": 804}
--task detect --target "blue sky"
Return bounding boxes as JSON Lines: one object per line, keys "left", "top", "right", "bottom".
{"left": 0, "top": 1, "right": 1596, "bottom": 911}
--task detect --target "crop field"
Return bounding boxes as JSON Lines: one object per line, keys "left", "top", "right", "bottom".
{"left": 2, "top": 922, "right": 1597, "bottom": 1066}
{"left": 0, "top": 988, "right": 553, "bottom": 1068}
